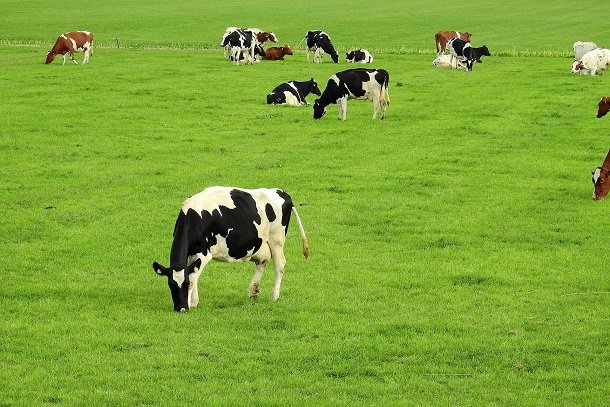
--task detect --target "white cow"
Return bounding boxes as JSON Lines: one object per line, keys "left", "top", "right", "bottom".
{"left": 573, "top": 41, "right": 597, "bottom": 60}
{"left": 572, "top": 48, "right": 610, "bottom": 76}
{"left": 432, "top": 54, "right": 466, "bottom": 69}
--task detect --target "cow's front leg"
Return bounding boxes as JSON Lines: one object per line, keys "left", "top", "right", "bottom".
{"left": 337, "top": 97, "right": 348, "bottom": 120}
{"left": 187, "top": 254, "right": 210, "bottom": 308}
{"left": 249, "top": 261, "right": 267, "bottom": 299}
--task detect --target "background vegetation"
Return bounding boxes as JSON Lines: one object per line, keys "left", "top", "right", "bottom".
{"left": 1, "top": 1, "right": 609, "bottom": 406}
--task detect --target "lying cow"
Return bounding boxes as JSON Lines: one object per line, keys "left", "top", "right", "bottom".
{"left": 450, "top": 39, "right": 490, "bottom": 71}
{"left": 267, "top": 78, "right": 321, "bottom": 106}
{"left": 572, "top": 48, "right": 610, "bottom": 76}
{"left": 573, "top": 41, "right": 597, "bottom": 61}
{"left": 592, "top": 150, "right": 610, "bottom": 200}
{"left": 598, "top": 96, "right": 610, "bottom": 118}
{"left": 305, "top": 30, "right": 339, "bottom": 63}
{"left": 45, "top": 31, "right": 93, "bottom": 65}
{"left": 435, "top": 31, "right": 471, "bottom": 56}
{"left": 346, "top": 49, "right": 373, "bottom": 63}
{"left": 313, "top": 68, "right": 390, "bottom": 120}
{"left": 263, "top": 45, "right": 293, "bottom": 60}
{"left": 432, "top": 54, "right": 466, "bottom": 69}
{"left": 153, "top": 186, "right": 310, "bottom": 312}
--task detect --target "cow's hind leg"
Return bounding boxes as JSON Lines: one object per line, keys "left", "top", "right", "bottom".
{"left": 249, "top": 261, "right": 267, "bottom": 299}
{"left": 270, "top": 245, "right": 287, "bottom": 301}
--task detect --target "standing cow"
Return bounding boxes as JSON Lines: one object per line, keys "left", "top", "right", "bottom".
{"left": 152, "top": 187, "right": 309, "bottom": 312}
{"left": 592, "top": 150, "right": 610, "bottom": 200}
{"left": 598, "top": 97, "right": 610, "bottom": 118}
{"left": 267, "top": 78, "right": 321, "bottom": 105}
{"left": 305, "top": 30, "right": 339, "bottom": 63}
{"left": 313, "top": 68, "right": 390, "bottom": 120}
{"left": 221, "top": 27, "right": 277, "bottom": 59}
{"left": 450, "top": 39, "right": 490, "bottom": 71}
{"left": 435, "top": 31, "right": 471, "bottom": 56}
{"left": 45, "top": 31, "right": 93, "bottom": 65}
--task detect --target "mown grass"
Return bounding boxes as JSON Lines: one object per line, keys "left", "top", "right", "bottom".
{"left": 1, "top": 1, "right": 610, "bottom": 406}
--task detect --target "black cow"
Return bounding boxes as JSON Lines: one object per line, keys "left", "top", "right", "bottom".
{"left": 152, "top": 187, "right": 310, "bottom": 312}
{"left": 313, "top": 68, "right": 390, "bottom": 120}
{"left": 267, "top": 79, "right": 321, "bottom": 106}
{"left": 305, "top": 30, "right": 339, "bottom": 63}
{"left": 450, "top": 39, "right": 490, "bottom": 71}
{"left": 222, "top": 29, "right": 257, "bottom": 65}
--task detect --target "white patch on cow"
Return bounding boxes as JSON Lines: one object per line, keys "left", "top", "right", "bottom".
{"left": 182, "top": 186, "right": 238, "bottom": 216}
{"left": 283, "top": 91, "right": 300, "bottom": 106}
{"left": 330, "top": 74, "right": 340, "bottom": 86}
{"left": 172, "top": 269, "right": 185, "bottom": 287}
{"left": 593, "top": 167, "right": 602, "bottom": 199}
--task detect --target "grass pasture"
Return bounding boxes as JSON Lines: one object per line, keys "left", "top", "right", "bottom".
{"left": 1, "top": 1, "right": 610, "bottom": 406}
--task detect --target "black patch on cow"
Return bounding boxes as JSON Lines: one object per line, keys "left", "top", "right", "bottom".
{"left": 267, "top": 79, "right": 321, "bottom": 105}
{"left": 169, "top": 189, "right": 264, "bottom": 266}
{"left": 276, "top": 189, "right": 293, "bottom": 233}
{"left": 265, "top": 203, "right": 276, "bottom": 222}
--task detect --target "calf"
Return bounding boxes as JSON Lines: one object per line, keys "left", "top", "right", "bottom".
{"left": 592, "top": 150, "right": 610, "bottom": 200}
{"left": 305, "top": 30, "right": 339, "bottom": 63}
{"left": 263, "top": 45, "right": 293, "bottom": 60}
{"left": 346, "top": 49, "right": 373, "bottom": 63}
{"left": 153, "top": 187, "right": 309, "bottom": 312}
{"left": 572, "top": 48, "right": 610, "bottom": 76}
{"left": 435, "top": 31, "right": 471, "bottom": 56}
{"left": 45, "top": 31, "right": 93, "bottom": 65}
{"left": 313, "top": 68, "right": 390, "bottom": 120}
{"left": 267, "top": 78, "right": 321, "bottom": 106}
{"left": 450, "top": 39, "right": 490, "bottom": 71}
{"left": 598, "top": 96, "right": 610, "bottom": 118}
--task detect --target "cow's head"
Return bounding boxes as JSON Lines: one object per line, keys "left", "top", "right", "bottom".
{"left": 597, "top": 97, "right": 610, "bottom": 118}
{"left": 571, "top": 60, "right": 585, "bottom": 73}
{"left": 345, "top": 51, "right": 355, "bottom": 62}
{"left": 592, "top": 150, "right": 610, "bottom": 200}
{"left": 330, "top": 52, "right": 339, "bottom": 63}
{"left": 308, "top": 78, "right": 321, "bottom": 96}
{"left": 45, "top": 51, "right": 56, "bottom": 64}
{"left": 152, "top": 259, "right": 201, "bottom": 312}
{"left": 254, "top": 44, "right": 266, "bottom": 57}
{"left": 313, "top": 99, "right": 326, "bottom": 119}
{"left": 283, "top": 45, "right": 293, "bottom": 55}
{"left": 461, "top": 32, "right": 472, "bottom": 42}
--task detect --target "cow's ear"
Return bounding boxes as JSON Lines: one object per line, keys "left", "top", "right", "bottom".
{"left": 153, "top": 262, "right": 170, "bottom": 276}
{"left": 187, "top": 258, "right": 202, "bottom": 274}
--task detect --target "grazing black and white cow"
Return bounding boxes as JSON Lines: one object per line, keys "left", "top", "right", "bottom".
{"left": 222, "top": 29, "right": 257, "bottom": 65}
{"left": 450, "top": 39, "right": 490, "bottom": 71}
{"left": 305, "top": 30, "right": 339, "bottom": 63}
{"left": 313, "top": 68, "right": 390, "bottom": 120}
{"left": 267, "top": 78, "right": 321, "bottom": 106}
{"left": 345, "top": 49, "right": 373, "bottom": 63}
{"left": 152, "top": 187, "right": 310, "bottom": 312}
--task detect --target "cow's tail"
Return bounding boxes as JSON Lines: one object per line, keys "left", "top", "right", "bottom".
{"left": 380, "top": 71, "right": 390, "bottom": 106}
{"left": 291, "top": 206, "right": 310, "bottom": 259}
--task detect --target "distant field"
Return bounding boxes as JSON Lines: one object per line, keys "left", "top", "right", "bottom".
{"left": 1, "top": 1, "right": 610, "bottom": 406}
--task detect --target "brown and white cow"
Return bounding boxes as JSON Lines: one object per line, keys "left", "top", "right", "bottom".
{"left": 597, "top": 97, "right": 610, "bottom": 118}
{"left": 592, "top": 150, "right": 610, "bottom": 200}
{"left": 263, "top": 45, "right": 293, "bottom": 60}
{"left": 435, "top": 31, "right": 471, "bottom": 56}
{"left": 45, "top": 31, "right": 93, "bottom": 65}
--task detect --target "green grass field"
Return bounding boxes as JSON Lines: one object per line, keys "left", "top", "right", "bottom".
{"left": 1, "top": 1, "right": 610, "bottom": 406}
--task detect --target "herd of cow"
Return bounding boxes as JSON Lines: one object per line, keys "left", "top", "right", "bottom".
{"left": 42, "top": 29, "right": 609, "bottom": 311}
